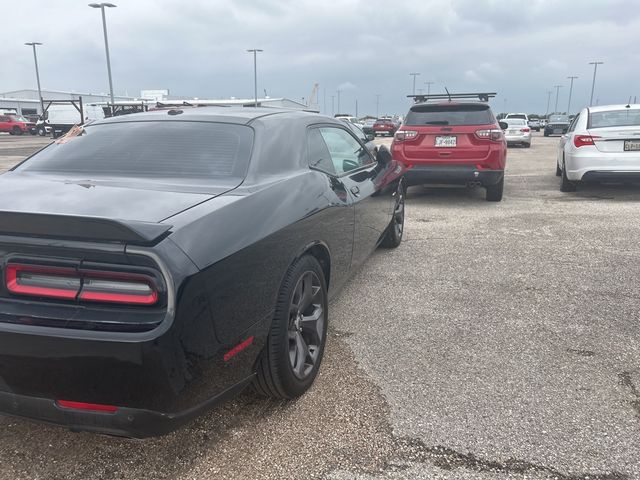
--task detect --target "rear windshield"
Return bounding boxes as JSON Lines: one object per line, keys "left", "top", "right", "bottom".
{"left": 17, "top": 120, "right": 253, "bottom": 179}
{"left": 505, "top": 119, "right": 526, "bottom": 126}
{"left": 588, "top": 109, "right": 640, "bottom": 129}
{"left": 507, "top": 114, "right": 526, "bottom": 120}
{"left": 405, "top": 104, "right": 494, "bottom": 126}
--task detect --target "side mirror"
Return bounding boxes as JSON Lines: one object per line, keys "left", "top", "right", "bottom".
{"left": 376, "top": 145, "right": 392, "bottom": 166}
{"left": 365, "top": 133, "right": 375, "bottom": 142}
{"left": 498, "top": 121, "right": 508, "bottom": 130}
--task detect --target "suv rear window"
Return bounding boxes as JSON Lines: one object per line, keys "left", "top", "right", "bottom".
{"left": 17, "top": 121, "right": 253, "bottom": 179}
{"left": 404, "top": 104, "right": 494, "bottom": 126}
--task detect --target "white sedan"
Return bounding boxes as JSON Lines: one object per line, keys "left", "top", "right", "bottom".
{"left": 502, "top": 118, "right": 531, "bottom": 148}
{"left": 556, "top": 104, "right": 640, "bottom": 191}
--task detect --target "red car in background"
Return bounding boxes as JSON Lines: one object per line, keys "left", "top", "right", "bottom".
{"left": 0, "top": 114, "right": 35, "bottom": 135}
{"left": 391, "top": 93, "right": 507, "bottom": 201}
{"left": 373, "top": 119, "right": 398, "bottom": 137}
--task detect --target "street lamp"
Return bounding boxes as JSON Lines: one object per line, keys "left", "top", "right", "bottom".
{"left": 375, "top": 94, "right": 381, "bottom": 118}
{"left": 566, "top": 76, "right": 578, "bottom": 115}
{"left": 589, "top": 61, "right": 604, "bottom": 106}
{"left": 336, "top": 89, "right": 341, "bottom": 113}
{"left": 409, "top": 73, "right": 420, "bottom": 95}
{"left": 24, "top": 42, "right": 44, "bottom": 114}
{"left": 88, "top": 3, "right": 117, "bottom": 112}
{"left": 545, "top": 90, "right": 553, "bottom": 117}
{"left": 424, "top": 81, "right": 434, "bottom": 96}
{"left": 246, "top": 49, "right": 263, "bottom": 107}
{"left": 553, "top": 85, "right": 563, "bottom": 114}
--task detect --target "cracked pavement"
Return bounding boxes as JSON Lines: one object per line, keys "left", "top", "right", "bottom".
{"left": 1, "top": 132, "right": 640, "bottom": 479}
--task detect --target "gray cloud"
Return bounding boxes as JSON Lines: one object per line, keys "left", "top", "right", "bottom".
{"left": 1, "top": 0, "right": 639, "bottom": 116}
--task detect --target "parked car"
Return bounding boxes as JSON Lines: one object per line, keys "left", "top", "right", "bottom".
{"left": 362, "top": 118, "right": 376, "bottom": 135}
{"left": 392, "top": 98, "right": 507, "bottom": 201}
{"left": 0, "top": 107, "right": 405, "bottom": 437}
{"left": 528, "top": 119, "right": 541, "bottom": 131}
{"left": 502, "top": 118, "right": 531, "bottom": 147}
{"left": 544, "top": 114, "right": 570, "bottom": 136}
{"left": 340, "top": 119, "right": 378, "bottom": 157}
{"left": 0, "top": 114, "right": 34, "bottom": 135}
{"left": 335, "top": 115, "right": 363, "bottom": 128}
{"left": 47, "top": 103, "right": 106, "bottom": 138}
{"left": 373, "top": 119, "right": 397, "bottom": 137}
{"left": 556, "top": 104, "right": 640, "bottom": 192}
{"left": 506, "top": 113, "right": 529, "bottom": 123}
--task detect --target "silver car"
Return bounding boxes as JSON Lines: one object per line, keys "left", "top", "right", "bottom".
{"left": 502, "top": 118, "right": 531, "bottom": 148}
{"left": 556, "top": 104, "right": 640, "bottom": 191}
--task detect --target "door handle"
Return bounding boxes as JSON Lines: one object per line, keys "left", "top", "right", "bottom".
{"left": 350, "top": 186, "right": 360, "bottom": 196}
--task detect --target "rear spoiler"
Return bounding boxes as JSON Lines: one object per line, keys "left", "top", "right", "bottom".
{"left": 0, "top": 211, "right": 172, "bottom": 246}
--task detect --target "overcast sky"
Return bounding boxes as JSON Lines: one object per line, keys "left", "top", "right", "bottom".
{"left": 2, "top": 0, "right": 639, "bottom": 116}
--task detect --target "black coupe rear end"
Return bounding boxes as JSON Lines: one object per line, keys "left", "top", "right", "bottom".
{"left": 0, "top": 108, "right": 405, "bottom": 437}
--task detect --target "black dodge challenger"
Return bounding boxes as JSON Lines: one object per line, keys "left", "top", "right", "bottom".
{"left": 0, "top": 107, "right": 405, "bottom": 437}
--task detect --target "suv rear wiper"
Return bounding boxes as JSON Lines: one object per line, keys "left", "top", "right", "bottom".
{"left": 424, "top": 121, "right": 449, "bottom": 125}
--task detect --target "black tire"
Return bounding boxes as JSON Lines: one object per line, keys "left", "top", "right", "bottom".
{"left": 544, "top": 131, "right": 549, "bottom": 137}
{"left": 253, "top": 255, "right": 328, "bottom": 399}
{"left": 555, "top": 162, "right": 562, "bottom": 176}
{"left": 12, "top": 127, "right": 22, "bottom": 136}
{"left": 37, "top": 127, "right": 46, "bottom": 136}
{"left": 524, "top": 142, "right": 531, "bottom": 148}
{"left": 560, "top": 160, "right": 577, "bottom": 192}
{"left": 380, "top": 180, "right": 405, "bottom": 248}
{"left": 486, "top": 177, "right": 504, "bottom": 202}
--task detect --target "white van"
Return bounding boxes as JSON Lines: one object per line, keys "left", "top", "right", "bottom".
{"left": 47, "top": 103, "right": 106, "bottom": 138}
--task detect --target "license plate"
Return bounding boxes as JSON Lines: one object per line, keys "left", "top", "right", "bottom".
{"left": 624, "top": 140, "right": 640, "bottom": 151}
{"left": 435, "top": 136, "right": 457, "bottom": 147}
{"left": 553, "top": 129, "right": 562, "bottom": 134}
{"left": 508, "top": 130, "right": 517, "bottom": 134}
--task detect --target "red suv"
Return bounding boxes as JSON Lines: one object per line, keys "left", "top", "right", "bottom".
{"left": 391, "top": 98, "right": 507, "bottom": 201}
{"left": 0, "top": 114, "right": 34, "bottom": 136}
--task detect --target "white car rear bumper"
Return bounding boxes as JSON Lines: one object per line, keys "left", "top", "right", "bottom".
{"left": 566, "top": 150, "right": 640, "bottom": 181}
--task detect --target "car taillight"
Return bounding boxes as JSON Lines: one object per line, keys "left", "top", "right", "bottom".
{"left": 394, "top": 130, "right": 418, "bottom": 142}
{"left": 475, "top": 129, "right": 503, "bottom": 142}
{"left": 5, "top": 263, "right": 158, "bottom": 306}
{"left": 56, "top": 400, "right": 118, "bottom": 413}
{"left": 521, "top": 128, "right": 530, "bottom": 133}
{"left": 574, "top": 135, "right": 601, "bottom": 148}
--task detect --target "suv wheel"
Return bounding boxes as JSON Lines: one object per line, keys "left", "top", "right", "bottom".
{"left": 11, "top": 126, "right": 22, "bottom": 136}
{"left": 380, "top": 181, "right": 405, "bottom": 248}
{"left": 486, "top": 177, "right": 504, "bottom": 202}
{"left": 254, "top": 255, "right": 328, "bottom": 399}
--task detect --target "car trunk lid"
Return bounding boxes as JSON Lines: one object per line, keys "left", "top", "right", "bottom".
{"left": 588, "top": 126, "right": 640, "bottom": 153}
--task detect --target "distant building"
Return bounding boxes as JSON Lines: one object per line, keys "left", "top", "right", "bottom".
{"left": 0, "top": 88, "right": 135, "bottom": 115}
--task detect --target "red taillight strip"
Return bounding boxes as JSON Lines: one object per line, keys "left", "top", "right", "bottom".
{"left": 79, "top": 290, "right": 158, "bottom": 305}
{"left": 56, "top": 400, "right": 118, "bottom": 413}
{"left": 224, "top": 336, "right": 255, "bottom": 362}
{"left": 5, "top": 264, "right": 79, "bottom": 300}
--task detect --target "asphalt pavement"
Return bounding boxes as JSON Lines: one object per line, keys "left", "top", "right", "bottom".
{"left": 0, "top": 132, "right": 639, "bottom": 479}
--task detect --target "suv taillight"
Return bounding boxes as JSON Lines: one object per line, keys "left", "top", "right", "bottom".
{"left": 394, "top": 130, "right": 418, "bottom": 142}
{"left": 574, "top": 135, "right": 601, "bottom": 148}
{"left": 475, "top": 129, "right": 503, "bottom": 142}
{"left": 5, "top": 263, "right": 158, "bottom": 306}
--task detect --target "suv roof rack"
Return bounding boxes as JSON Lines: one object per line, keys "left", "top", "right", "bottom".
{"left": 408, "top": 92, "right": 497, "bottom": 103}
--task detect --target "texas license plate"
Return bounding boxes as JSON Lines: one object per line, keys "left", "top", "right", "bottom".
{"left": 553, "top": 129, "right": 562, "bottom": 134}
{"left": 435, "top": 136, "right": 457, "bottom": 147}
{"left": 508, "top": 130, "right": 517, "bottom": 134}
{"left": 624, "top": 140, "right": 640, "bottom": 151}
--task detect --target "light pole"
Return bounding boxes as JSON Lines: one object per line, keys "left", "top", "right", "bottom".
{"left": 246, "top": 49, "right": 263, "bottom": 107}
{"left": 566, "top": 76, "right": 578, "bottom": 115}
{"left": 409, "top": 73, "right": 420, "bottom": 95}
{"left": 24, "top": 42, "right": 44, "bottom": 114}
{"left": 545, "top": 90, "right": 553, "bottom": 117}
{"left": 88, "top": 3, "right": 117, "bottom": 112}
{"left": 330, "top": 95, "right": 335, "bottom": 116}
{"left": 336, "top": 89, "right": 341, "bottom": 113}
{"left": 424, "top": 81, "right": 434, "bottom": 96}
{"left": 589, "top": 61, "right": 604, "bottom": 106}
{"left": 553, "top": 85, "right": 563, "bottom": 114}
{"left": 375, "top": 94, "right": 381, "bottom": 118}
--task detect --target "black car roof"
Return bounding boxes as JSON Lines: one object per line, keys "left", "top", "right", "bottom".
{"left": 93, "top": 107, "right": 323, "bottom": 126}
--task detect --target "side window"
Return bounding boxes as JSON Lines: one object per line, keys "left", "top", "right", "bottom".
{"left": 568, "top": 114, "right": 580, "bottom": 133}
{"left": 319, "top": 127, "right": 372, "bottom": 174}
{"left": 307, "top": 128, "right": 336, "bottom": 175}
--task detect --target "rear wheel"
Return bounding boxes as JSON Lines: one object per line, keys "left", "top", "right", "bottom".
{"left": 12, "top": 127, "right": 22, "bottom": 136}
{"left": 560, "top": 160, "right": 577, "bottom": 192}
{"left": 380, "top": 180, "right": 405, "bottom": 248}
{"left": 486, "top": 177, "right": 504, "bottom": 202}
{"left": 37, "top": 126, "right": 46, "bottom": 136}
{"left": 524, "top": 142, "right": 531, "bottom": 148}
{"left": 555, "top": 162, "right": 562, "bottom": 176}
{"left": 254, "top": 255, "right": 328, "bottom": 399}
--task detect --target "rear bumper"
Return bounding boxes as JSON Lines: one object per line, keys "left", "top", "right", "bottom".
{"left": 0, "top": 379, "right": 251, "bottom": 438}
{"left": 404, "top": 165, "right": 504, "bottom": 186}
{"left": 566, "top": 151, "right": 640, "bottom": 181}
{"left": 505, "top": 134, "right": 531, "bottom": 144}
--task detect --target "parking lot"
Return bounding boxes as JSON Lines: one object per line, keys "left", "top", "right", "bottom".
{"left": 1, "top": 132, "right": 639, "bottom": 479}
